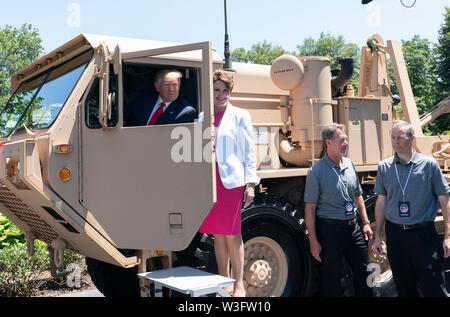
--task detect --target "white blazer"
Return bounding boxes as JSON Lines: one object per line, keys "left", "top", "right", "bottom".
{"left": 199, "top": 104, "right": 260, "bottom": 189}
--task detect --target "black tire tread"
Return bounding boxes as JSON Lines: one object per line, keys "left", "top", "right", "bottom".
{"left": 85, "top": 257, "right": 140, "bottom": 297}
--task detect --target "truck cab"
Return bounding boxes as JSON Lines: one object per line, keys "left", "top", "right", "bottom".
{"left": 0, "top": 34, "right": 222, "bottom": 272}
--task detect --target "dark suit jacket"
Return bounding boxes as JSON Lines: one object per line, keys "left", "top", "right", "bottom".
{"left": 124, "top": 91, "right": 197, "bottom": 126}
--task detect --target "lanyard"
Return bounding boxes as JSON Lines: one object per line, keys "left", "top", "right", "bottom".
{"left": 394, "top": 162, "right": 414, "bottom": 201}
{"left": 331, "top": 167, "right": 351, "bottom": 201}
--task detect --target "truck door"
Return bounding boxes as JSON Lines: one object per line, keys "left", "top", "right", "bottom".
{"left": 80, "top": 42, "right": 215, "bottom": 251}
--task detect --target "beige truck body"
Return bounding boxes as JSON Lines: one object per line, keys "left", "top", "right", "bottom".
{"left": 0, "top": 33, "right": 448, "bottom": 296}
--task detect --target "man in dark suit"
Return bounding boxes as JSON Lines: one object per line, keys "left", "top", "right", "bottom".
{"left": 125, "top": 69, "right": 197, "bottom": 126}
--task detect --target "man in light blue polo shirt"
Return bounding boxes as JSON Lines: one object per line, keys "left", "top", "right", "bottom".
{"left": 373, "top": 121, "right": 450, "bottom": 297}
{"left": 304, "top": 123, "right": 373, "bottom": 297}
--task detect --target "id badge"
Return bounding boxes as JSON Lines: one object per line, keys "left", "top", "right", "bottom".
{"left": 345, "top": 201, "right": 355, "bottom": 216}
{"left": 398, "top": 201, "right": 410, "bottom": 217}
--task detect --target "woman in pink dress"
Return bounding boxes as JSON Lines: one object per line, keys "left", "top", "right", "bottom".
{"left": 199, "top": 70, "right": 259, "bottom": 297}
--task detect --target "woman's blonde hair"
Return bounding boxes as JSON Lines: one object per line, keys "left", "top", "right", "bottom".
{"left": 213, "top": 70, "right": 234, "bottom": 91}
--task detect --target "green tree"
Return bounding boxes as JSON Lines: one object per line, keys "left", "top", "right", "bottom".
{"left": 402, "top": 37, "right": 438, "bottom": 111}
{"left": 435, "top": 7, "right": 450, "bottom": 99}
{"left": 401, "top": 36, "right": 437, "bottom": 108}
{"left": 231, "top": 40, "right": 286, "bottom": 65}
{"left": 0, "top": 24, "right": 43, "bottom": 108}
{"left": 0, "top": 25, "right": 43, "bottom": 247}
{"left": 294, "top": 32, "right": 360, "bottom": 77}
{"left": 389, "top": 35, "right": 443, "bottom": 135}
{"left": 392, "top": 8, "right": 450, "bottom": 135}
{"left": 431, "top": 6, "right": 450, "bottom": 133}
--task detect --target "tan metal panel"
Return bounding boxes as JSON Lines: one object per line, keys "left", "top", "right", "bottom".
{"left": 78, "top": 42, "right": 215, "bottom": 251}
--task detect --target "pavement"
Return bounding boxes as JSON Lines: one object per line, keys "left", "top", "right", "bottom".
{"left": 58, "top": 288, "right": 104, "bottom": 297}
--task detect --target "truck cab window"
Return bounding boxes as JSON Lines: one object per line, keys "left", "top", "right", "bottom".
{"left": 122, "top": 64, "right": 199, "bottom": 127}
{"left": 0, "top": 50, "right": 91, "bottom": 137}
{"left": 85, "top": 65, "right": 118, "bottom": 128}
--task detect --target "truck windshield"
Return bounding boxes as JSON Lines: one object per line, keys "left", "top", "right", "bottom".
{"left": 0, "top": 50, "right": 91, "bottom": 138}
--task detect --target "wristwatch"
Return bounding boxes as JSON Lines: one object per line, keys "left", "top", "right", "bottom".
{"left": 361, "top": 221, "right": 371, "bottom": 226}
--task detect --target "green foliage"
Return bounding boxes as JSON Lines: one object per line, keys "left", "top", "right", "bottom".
{"left": 0, "top": 24, "right": 44, "bottom": 137}
{"left": 391, "top": 35, "right": 441, "bottom": 135}
{"left": 0, "top": 92, "right": 44, "bottom": 137}
{"left": 231, "top": 40, "right": 287, "bottom": 65}
{"left": 0, "top": 238, "right": 86, "bottom": 296}
{"left": 401, "top": 36, "right": 438, "bottom": 111}
{"left": 0, "top": 241, "right": 48, "bottom": 296}
{"left": 0, "top": 24, "right": 43, "bottom": 108}
{"left": 0, "top": 213, "right": 86, "bottom": 296}
{"left": 294, "top": 32, "right": 360, "bottom": 71}
{"left": 435, "top": 7, "right": 450, "bottom": 97}
{"left": 0, "top": 213, "right": 25, "bottom": 248}
{"left": 389, "top": 14, "right": 450, "bottom": 136}
{"left": 431, "top": 6, "right": 450, "bottom": 134}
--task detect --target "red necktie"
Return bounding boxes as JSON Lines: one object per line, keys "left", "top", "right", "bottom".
{"left": 148, "top": 102, "right": 165, "bottom": 125}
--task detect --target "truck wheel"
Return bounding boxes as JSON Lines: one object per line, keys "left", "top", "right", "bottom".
{"left": 241, "top": 195, "right": 316, "bottom": 297}
{"left": 85, "top": 257, "right": 140, "bottom": 297}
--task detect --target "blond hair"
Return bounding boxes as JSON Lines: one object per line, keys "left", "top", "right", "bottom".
{"left": 213, "top": 70, "right": 234, "bottom": 91}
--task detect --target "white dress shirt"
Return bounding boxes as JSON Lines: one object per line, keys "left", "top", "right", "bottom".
{"left": 146, "top": 96, "right": 171, "bottom": 125}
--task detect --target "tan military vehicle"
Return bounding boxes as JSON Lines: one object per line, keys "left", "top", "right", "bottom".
{"left": 0, "top": 33, "right": 448, "bottom": 297}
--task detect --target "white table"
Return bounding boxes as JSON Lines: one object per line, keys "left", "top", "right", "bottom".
{"left": 138, "top": 266, "right": 235, "bottom": 297}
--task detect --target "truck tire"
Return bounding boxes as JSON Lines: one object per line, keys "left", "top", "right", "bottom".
{"left": 85, "top": 257, "right": 140, "bottom": 297}
{"left": 240, "top": 194, "right": 316, "bottom": 297}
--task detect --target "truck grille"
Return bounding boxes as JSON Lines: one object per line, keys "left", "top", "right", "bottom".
{"left": 0, "top": 181, "right": 59, "bottom": 244}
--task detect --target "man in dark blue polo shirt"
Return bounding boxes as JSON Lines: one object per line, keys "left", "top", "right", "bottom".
{"left": 373, "top": 121, "right": 450, "bottom": 297}
{"left": 304, "top": 123, "right": 373, "bottom": 297}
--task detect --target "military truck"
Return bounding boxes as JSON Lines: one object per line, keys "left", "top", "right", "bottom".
{"left": 0, "top": 33, "right": 448, "bottom": 297}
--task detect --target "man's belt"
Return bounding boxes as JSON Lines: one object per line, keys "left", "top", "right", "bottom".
{"left": 386, "top": 219, "right": 434, "bottom": 230}
{"left": 317, "top": 217, "right": 357, "bottom": 226}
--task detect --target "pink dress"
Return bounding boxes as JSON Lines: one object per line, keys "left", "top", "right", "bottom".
{"left": 199, "top": 110, "right": 245, "bottom": 235}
